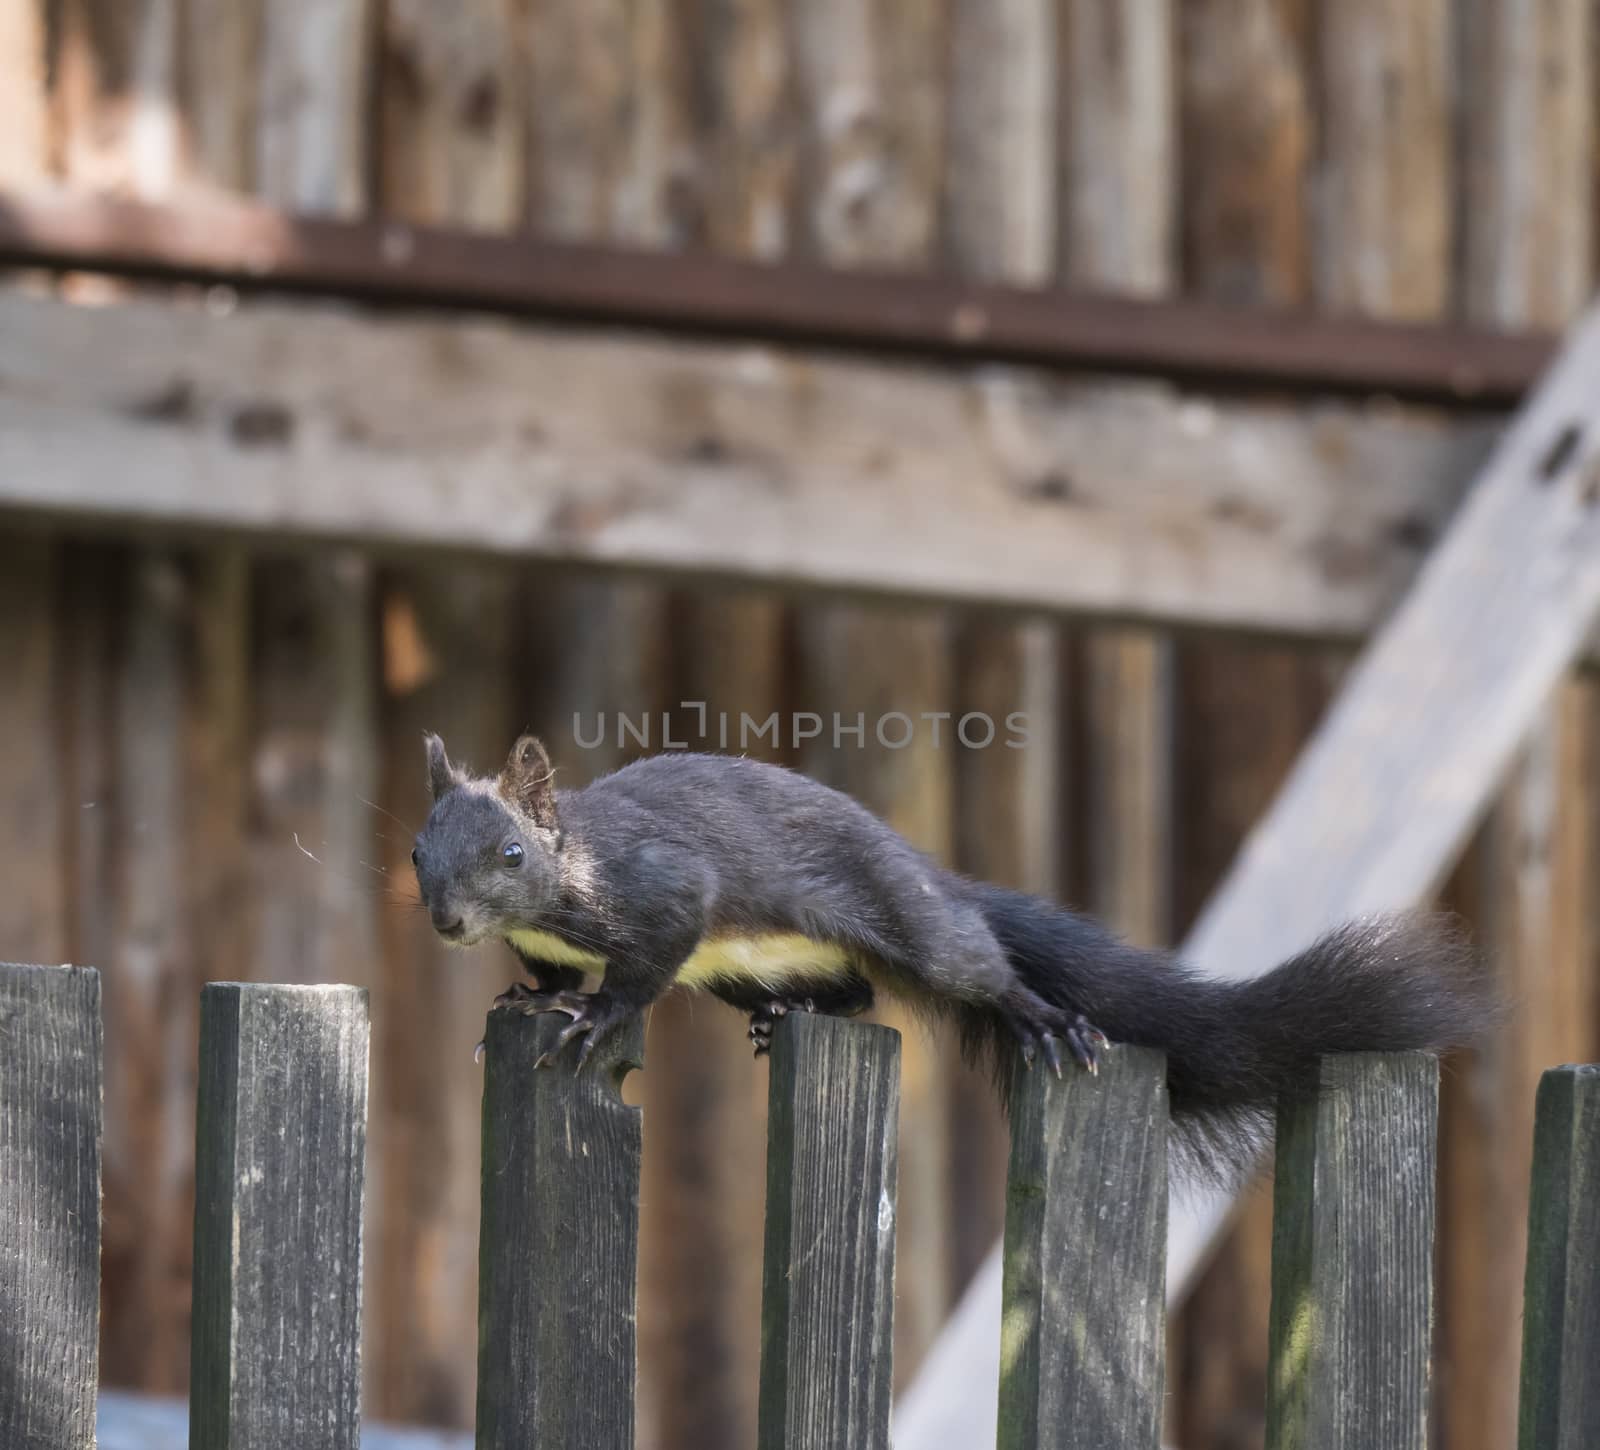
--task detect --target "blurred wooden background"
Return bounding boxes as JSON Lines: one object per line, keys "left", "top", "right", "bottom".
{"left": 0, "top": 2, "right": 1597, "bottom": 1447}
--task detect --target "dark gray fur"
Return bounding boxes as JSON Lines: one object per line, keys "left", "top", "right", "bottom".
{"left": 413, "top": 735, "right": 1495, "bottom": 1183}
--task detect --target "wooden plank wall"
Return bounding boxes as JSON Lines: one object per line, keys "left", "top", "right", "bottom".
{"left": 0, "top": 4, "right": 1596, "bottom": 1448}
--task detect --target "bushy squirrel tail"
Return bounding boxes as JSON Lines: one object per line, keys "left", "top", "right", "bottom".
{"left": 958, "top": 881, "right": 1496, "bottom": 1184}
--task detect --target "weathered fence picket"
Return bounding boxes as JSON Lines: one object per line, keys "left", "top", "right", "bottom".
{"left": 0, "top": 963, "right": 102, "bottom": 1450}
{"left": 997, "top": 1046, "right": 1169, "bottom": 1450}
{"left": 475, "top": 1010, "right": 645, "bottom": 1450}
{"left": 1516, "top": 1064, "right": 1600, "bottom": 1449}
{"left": 1266, "top": 1052, "right": 1438, "bottom": 1450}
{"left": 4, "top": 955, "right": 1596, "bottom": 1450}
{"left": 758, "top": 1013, "right": 901, "bottom": 1450}
{"left": 189, "top": 983, "right": 370, "bottom": 1450}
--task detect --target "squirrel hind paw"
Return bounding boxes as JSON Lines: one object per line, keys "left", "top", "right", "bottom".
{"left": 1003, "top": 996, "right": 1108, "bottom": 1078}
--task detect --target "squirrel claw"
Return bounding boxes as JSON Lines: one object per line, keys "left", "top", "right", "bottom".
{"left": 550, "top": 1014, "right": 594, "bottom": 1054}
{"left": 525, "top": 1001, "right": 584, "bottom": 1021}
{"left": 1062, "top": 1015, "right": 1105, "bottom": 1076}
{"left": 530, "top": 995, "right": 630, "bottom": 1071}
{"left": 511, "top": 988, "right": 589, "bottom": 1021}
{"left": 491, "top": 983, "right": 587, "bottom": 1021}
{"left": 492, "top": 981, "right": 539, "bottom": 1009}
{"left": 747, "top": 1000, "right": 792, "bottom": 1056}
{"left": 1009, "top": 1010, "right": 1108, "bottom": 1078}
{"left": 473, "top": 1038, "right": 487, "bottom": 1065}
{"left": 533, "top": 1031, "right": 588, "bottom": 1072}
{"left": 573, "top": 1029, "right": 610, "bottom": 1073}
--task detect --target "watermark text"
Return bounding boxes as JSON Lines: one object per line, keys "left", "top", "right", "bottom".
{"left": 572, "top": 705, "right": 1031, "bottom": 752}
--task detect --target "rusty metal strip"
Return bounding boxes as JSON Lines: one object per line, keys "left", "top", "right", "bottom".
{"left": 0, "top": 187, "right": 1553, "bottom": 405}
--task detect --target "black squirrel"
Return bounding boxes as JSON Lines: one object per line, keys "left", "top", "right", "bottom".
{"left": 412, "top": 732, "right": 1492, "bottom": 1179}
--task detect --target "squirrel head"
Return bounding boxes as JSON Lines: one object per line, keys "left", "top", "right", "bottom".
{"left": 411, "top": 733, "right": 565, "bottom": 947}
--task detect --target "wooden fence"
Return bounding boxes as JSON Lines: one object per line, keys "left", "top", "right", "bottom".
{"left": 5, "top": 0, "right": 1600, "bottom": 1440}
{"left": 3, "top": 957, "right": 1596, "bottom": 1450}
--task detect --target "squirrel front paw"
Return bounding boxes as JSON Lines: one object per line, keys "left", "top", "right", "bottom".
{"left": 509, "top": 991, "right": 632, "bottom": 1072}
{"left": 496, "top": 979, "right": 585, "bottom": 1011}
{"left": 748, "top": 997, "right": 826, "bottom": 1056}
{"left": 475, "top": 983, "right": 586, "bottom": 1061}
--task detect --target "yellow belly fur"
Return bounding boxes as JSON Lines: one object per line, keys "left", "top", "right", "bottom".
{"left": 503, "top": 927, "right": 853, "bottom": 991}
{"left": 503, "top": 927, "right": 607, "bottom": 972}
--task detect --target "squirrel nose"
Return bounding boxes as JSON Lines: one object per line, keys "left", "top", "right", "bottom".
{"left": 432, "top": 909, "right": 464, "bottom": 937}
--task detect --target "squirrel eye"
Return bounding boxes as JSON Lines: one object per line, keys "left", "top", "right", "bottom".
{"left": 502, "top": 841, "right": 525, "bottom": 868}
{"left": 410, "top": 846, "right": 419, "bottom": 868}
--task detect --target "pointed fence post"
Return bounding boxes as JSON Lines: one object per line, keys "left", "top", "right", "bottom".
{"left": 475, "top": 1010, "right": 645, "bottom": 1450}
{"left": 1517, "top": 1063, "right": 1600, "bottom": 1450}
{"left": 0, "top": 963, "right": 103, "bottom": 1450}
{"left": 997, "top": 1045, "right": 1169, "bottom": 1450}
{"left": 1266, "top": 1051, "right": 1438, "bottom": 1450}
{"left": 758, "top": 1013, "right": 901, "bottom": 1450}
{"left": 189, "top": 983, "right": 370, "bottom": 1450}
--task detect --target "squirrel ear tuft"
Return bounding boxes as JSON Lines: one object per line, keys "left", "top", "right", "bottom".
{"left": 424, "top": 733, "right": 464, "bottom": 801}
{"left": 499, "top": 734, "right": 559, "bottom": 829}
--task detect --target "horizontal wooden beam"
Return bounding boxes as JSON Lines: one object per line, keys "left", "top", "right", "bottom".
{"left": 0, "top": 187, "right": 1554, "bottom": 406}
{"left": 0, "top": 290, "right": 1502, "bottom": 640}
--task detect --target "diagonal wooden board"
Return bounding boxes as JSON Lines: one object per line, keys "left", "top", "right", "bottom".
{"left": 894, "top": 300, "right": 1600, "bottom": 1450}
